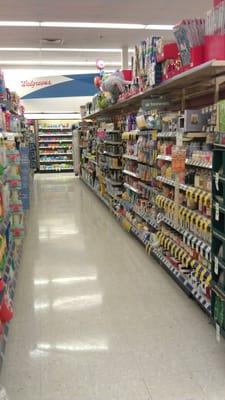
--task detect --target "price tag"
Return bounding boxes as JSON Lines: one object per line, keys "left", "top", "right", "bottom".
{"left": 192, "top": 237, "right": 198, "bottom": 248}
{"left": 200, "top": 268, "right": 207, "bottom": 282}
{"left": 206, "top": 246, "right": 211, "bottom": 261}
{"left": 215, "top": 202, "right": 220, "bottom": 221}
{"left": 171, "top": 243, "right": 176, "bottom": 255}
{"left": 196, "top": 240, "right": 202, "bottom": 252}
{"left": 183, "top": 231, "right": 188, "bottom": 242}
{"left": 214, "top": 257, "right": 219, "bottom": 275}
{"left": 200, "top": 242, "right": 206, "bottom": 256}
{"left": 177, "top": 132, "right": 184, "bottom": 147}
{"left": 215, "top": 172, "right": 220, "bottom": 192}
{"left": 187, "top": 234, "right": 192, "bottom": 246}
{"left": 216, "top": 323, "right": 221, "bottom": 343}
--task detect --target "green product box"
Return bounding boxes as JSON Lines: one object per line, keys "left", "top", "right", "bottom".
{"left": 218, "top": 100, "right": 225, "bottom": 132}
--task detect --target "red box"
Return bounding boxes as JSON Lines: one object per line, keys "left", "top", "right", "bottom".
{"left": 190, "top": 44, "right": 204, "bottom": 67}
{"left": 204, "top": 34, "right": 225, "bottom": 61}
{"left": 157, "top": 42, "right": 179, "bottom": 63}
{"left": 214, "top": 0, "right": 223, "bottom": 6}
{"left": 122, "top": 69, "right": 132, "bottom": 81}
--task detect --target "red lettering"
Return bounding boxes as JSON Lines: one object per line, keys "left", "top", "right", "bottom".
{"left": 21, "top": 79, "right": 52, "bottom": 88}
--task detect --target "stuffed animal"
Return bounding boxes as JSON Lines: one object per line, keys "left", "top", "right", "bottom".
{"left": 101, "top": 71, "right": 131, "bottom": 102}
{"left": 94, "top": 71, "right": 131, "bottom": 103}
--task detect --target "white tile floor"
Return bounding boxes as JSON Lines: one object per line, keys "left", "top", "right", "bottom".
{"left": 1, "top": 173, "right": 225, "bottom": 400}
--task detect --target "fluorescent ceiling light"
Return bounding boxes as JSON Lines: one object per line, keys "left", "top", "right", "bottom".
{"left": 0, "top": 21, "right": 174, "bottom": 30}
{"left": 0, "top": 47, "right": 134, "bottom": 53}
{"left": 0, "top": 47, "right": 40, "bottom": 51}
{"left": 41, "top": 22, "right": 145, "bottom": 29}
{"left": 0, "top": 60, "right": 121, "bottom": 66}
{"left": 0, "top": 21, "right": 39, "bottom": 27}
{"left": 145, "top": 24, "right": 174, "bottom": 30}
{"left": 42, "top": 48, "right": 122, "bottom": 52}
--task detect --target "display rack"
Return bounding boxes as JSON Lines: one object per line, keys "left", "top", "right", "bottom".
{"left": 36, "top": 120, "right": 74, "bottom": 173}
{"left": 0, "top": 142, "right": 30, "bottom": 368}
{"left": 211, "top": 142, "right": 225, "bottom": 338}
{"left": 79, "top": 62, "right": 225, "bottom": 332}
{"left": 86, "top": 61, "right": 225, "bottom": 118}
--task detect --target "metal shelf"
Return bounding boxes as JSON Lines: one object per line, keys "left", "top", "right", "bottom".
{"left": 104, "top": 141, "right": 122, "bottom": 145}
{"left": 157, "top": 155, "right": 172, "bottom": 161}
{"left": 39, "top": 127, "right": 71, "bottom": 130}
{"left": 157, "top": 156, "right": 212, "bottom": 169}
{"left": 120, "top": 200, "right": 158, "bottom": 229}
{"left": 124, "top": 182, "right": 140, "bottom": 194}
{"left": 40, "top": 168, "right": 74, "bottom": 172}
{"left": 151, "top": 248, "right": 211, "bottom": 315}
{"left": 39, "top": 140, "right": 72, "bottom": 143}
{"left": 39, "top": 152, "right": 72, "bottom": 156}
{"left": 186, "top": 159, "right": 212, "bottom": 169}
{"left": 158, "top": 213, "right": 211, "bottom": 261}
{"left": 40, "top": 160, "right": 73, "bottom": 163}
{"left": 123, "top": 170, "right": 139, "bottom": 178}
{"left": 85, "top": 61, "right": 225, "bottom": 119}
{"left": 39, "top": 145, "right": 71, "bottom": 149}
{"left": 157, "top": 132, "right": 177, "bottom": 138}
{"left": 106, "top": 165, "right": 123, "bottom": 170}
{"left": 105, "top": 177, "right": 123, "bottom": 186}
{"left": 38, "top": 134, "right": 72, "bottom": 137}
{"left": 156, "top": 176, "right": 211, "bottom": 197}
{"left": 80, "top": 176, "right": 110, "bottom": 208}
{"left": 103, "top": 151, "right": 122, "bottom": 157}
{"left": 123, "top": 154, "right": 138, "bottom": 161}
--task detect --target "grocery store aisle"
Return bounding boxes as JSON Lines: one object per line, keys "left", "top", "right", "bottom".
{"left": 1, "top": 174, "right": 225, "bottom": 400}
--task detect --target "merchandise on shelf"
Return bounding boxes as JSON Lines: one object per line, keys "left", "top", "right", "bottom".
{"left": 37, "top": 120, "right": 74, "bottom": 173}
{"left": 79, "top": 54, "right": 225, "bottom": 328}
{"left": 211, "top": 143, "right": 225, "bottom": 337}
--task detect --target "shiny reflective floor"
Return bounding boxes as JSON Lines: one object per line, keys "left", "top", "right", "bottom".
{"left": 1, "top": 174, "right": 225, "bottom": 400}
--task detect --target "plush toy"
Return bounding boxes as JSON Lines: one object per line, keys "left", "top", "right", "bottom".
{"left": 94, "top": 71, "right": 131, "bottom": 103}
{"left": 101, "top": 71, "right": 131, "bottom": 102}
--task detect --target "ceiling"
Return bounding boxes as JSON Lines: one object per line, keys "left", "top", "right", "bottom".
{"left": 0, "top": 0, "right": 211, "bottom": 69}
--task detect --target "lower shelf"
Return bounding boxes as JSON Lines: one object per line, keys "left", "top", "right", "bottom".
{"left": 39, "top": 168, "right": 74, "bottom": 173}
{"left": 80, "top": 175, "right": 211, "bottom": 316}
{"left": 0, "top": 242, "right": 23, "bottom": 368}
{"left": 80, "top": 176, "right": 110, "bottom": 208}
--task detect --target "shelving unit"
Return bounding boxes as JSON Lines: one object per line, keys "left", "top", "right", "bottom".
{"left": 36, "top": 120, "right": 74, "bottom": 173}
{"left": 79, "top": 61, "right": 225, "bottom": 331}
{"left": 211, "top": 144, "right": 225, "bottom": 338}
{"left": 0, "top": 143, "right": 30, "bottom": 368}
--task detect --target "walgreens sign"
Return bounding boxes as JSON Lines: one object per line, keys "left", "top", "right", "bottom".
{"left": 21, "top": 79, "right": 52, "bottom": 88}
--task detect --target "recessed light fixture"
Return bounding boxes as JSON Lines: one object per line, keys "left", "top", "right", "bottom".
{"left": 0, "top": 21, "right": 174, "bottom": 30}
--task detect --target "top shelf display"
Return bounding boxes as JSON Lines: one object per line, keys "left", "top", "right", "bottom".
{"left": 86, "top": 61, "right": 225, "bottom": 119}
